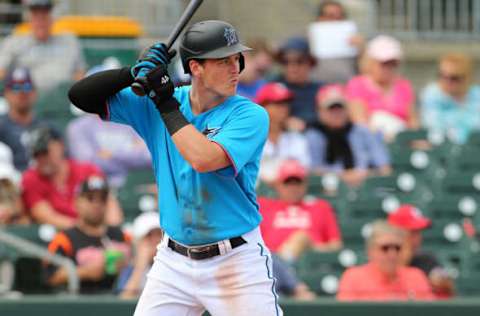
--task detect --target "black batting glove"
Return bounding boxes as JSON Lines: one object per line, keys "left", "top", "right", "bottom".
{"left": 145, "top": 64, "right": 180, "bottom": 114}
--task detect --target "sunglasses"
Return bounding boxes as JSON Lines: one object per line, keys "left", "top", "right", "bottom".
{"left": 83, "top": 191, "right": 108, "bottom": 203}
{"left": 8, "top": 83, "right": 34, "bottom": 92}
{"left": 380, "top": 60, "right": 399, "bottom": 68}
{"left": 377, "top": 243, "right": 402, "bottom": 253}
{"left": 438, "top": 72, "right": 465, "bottom": 83}
{"left": 282, "top": 177, "right": 305, "bottom": 185}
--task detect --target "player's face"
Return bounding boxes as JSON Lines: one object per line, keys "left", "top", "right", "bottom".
{"left": 369, "top": 233, "right": 404, "bottom": 276}
{"left": 199, "top": 54, "right": 241, "bottom": 97}
{"left": 76, "top": 191, "right": 108, "bottom": 227}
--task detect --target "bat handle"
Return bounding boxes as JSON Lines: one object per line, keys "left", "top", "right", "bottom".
{"left": 131, "top": 80, "right": 146, "bottom": 96}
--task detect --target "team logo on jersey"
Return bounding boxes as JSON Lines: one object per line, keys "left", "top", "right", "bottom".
{"left": 224, "top": 27, "right": 238, "bottom": 46}
{"left": 202, "top": 125, "right": 221, "bottom": 139}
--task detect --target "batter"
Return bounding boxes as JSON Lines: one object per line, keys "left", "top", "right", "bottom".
{"left": 68, "top": 20, "right": 282, "bottom": 316}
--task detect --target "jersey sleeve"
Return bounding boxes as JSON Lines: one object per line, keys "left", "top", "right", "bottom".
{"left": 210, "top": 104, "right": 269, "bottom": 177}
{"left": 45, "top": 232, "right": 73, "bottom": 279}
{"left": 106, "top": 88, "right": 163, "bottom": 149}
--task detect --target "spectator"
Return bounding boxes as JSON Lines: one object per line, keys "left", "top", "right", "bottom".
{"left": 259, "top": 159, "right": 342, "bottom": 263}
{"left": 306, "top": 84, "right": 391, "bottom": 187}
{"left": 420, "top": 53, "right": 480, "bottom": 144}
{"left": 0, "top": 0, "right": 86, "bottom": 92}
{"left": 45, "top": 176, "right": 131, "bottom": 294}
{"left": 0, "top": 67, "right": 54, "bottom": 171}
{"left": 67, "top": 114, "right": 152, "bottom": 189}
{"left": 388, "top": 204, "right": 454, "bottom": 299}
{"left": 255, "top": 82, "right": 310, "bottom": 183}
{"left": 21, "top": 127, "right": 123, "bottom": 229}
{"left": 272, "top": 254, "right": 316, "bottom": 301}
{"left": 346, "top": 35, "right": 418, "bottom": 141}
{"left": 237, "top": 38, "right": 273, "bottom": 100}
{"left": 310, "top": 0, "right": 363, "bottom": 83}
{"left": 337, "top": 220, "right": 433, "bottom": 301}
{"left": 276, "top": 37, "right": 323, "bottom": 130}
{"left": 117, "top": 212, "right": 162, "bottom": 299}
{"left": 0, "top": 143, "right": 28, "bottom": 224}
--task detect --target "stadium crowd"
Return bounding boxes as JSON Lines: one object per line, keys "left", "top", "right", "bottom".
{"left": 1, "top": 0, "right": 480, "bottom": 302}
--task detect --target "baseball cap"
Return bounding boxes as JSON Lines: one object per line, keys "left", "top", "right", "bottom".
{"left": 4, "top": 67, "right": 34, "bottom": 92}
{"left": 79, "top": 175, "right": 109, "bottom": 195}
{"left": 366, "top": 35, "right": 403, "bottom": 62}
{"left": 132, "top": 212, "right": 160, "bottom": 240}
{"left": 29, "top": 127, "right": 62, "bottom": 157}
{"left": 316, "top": 84, "right": 346, "bottom": 109}
{"left": 255, "top": 82, "right": 293, "bottom": 105}
{"left": 276, "top": 160, "right": 307, "bottom": 182}
{"left": 277, "top": 37, "right": 315, "bottom": 64}
{"left": 25, "top": 0, "right": 53, "bottom": 10}
{"left": 388, "top": 204, "right": 432, "bottom": 231}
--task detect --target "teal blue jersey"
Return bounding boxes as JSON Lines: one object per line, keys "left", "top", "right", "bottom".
{"left": 107, "top": 86, "right": 269, "bottom": 245}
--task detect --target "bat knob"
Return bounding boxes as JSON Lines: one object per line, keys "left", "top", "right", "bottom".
{"left": 131, "top": 81, "right": 146, "bottom": 96}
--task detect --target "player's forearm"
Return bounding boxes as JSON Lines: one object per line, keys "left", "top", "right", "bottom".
{"left": 68, "top": 67, "right": 134, "bottom": 117}
{"left": 171, "top": 125, "right": 231, "bottom": 172}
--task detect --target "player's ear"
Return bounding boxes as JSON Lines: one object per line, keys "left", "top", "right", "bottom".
{"left": 189, "top": 59, "right": 203, "bottom": 77}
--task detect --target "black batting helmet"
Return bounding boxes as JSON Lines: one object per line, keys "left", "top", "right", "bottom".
{"left": 179, "top": 20, "right": 251, "bottom": 74}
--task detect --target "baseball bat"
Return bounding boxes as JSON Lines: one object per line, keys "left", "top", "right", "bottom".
{"left": 131, "top": 0, "right": 204, "bottom": 96}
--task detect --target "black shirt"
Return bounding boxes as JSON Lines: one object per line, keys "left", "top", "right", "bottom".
{"left": 46, "top": 226, "right": 130, "bottom": 294}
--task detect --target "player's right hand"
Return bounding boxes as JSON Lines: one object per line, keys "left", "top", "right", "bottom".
{"left": 131, "top": 43, "right": 177, "bottom": 79}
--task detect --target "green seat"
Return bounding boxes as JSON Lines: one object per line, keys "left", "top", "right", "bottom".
{"left": 392, "top": 129, "right": 429, "bottom": 146}
{"left": 466, "top": 131, "right": 480, "bottom": 147}
{"left": 118, "top": 169, "right": 156, "bottom": 221}
{"left": 447, "top": 147, "right": 480, "bottom": 172}
{"left": 439, "top": 171, "right": 480, "bottom": 195}
{"left": 426, "top": 195, "right": 479, "bottom": 221}
{"left": 296, "top": 250, "right": 356, "bottom": 296}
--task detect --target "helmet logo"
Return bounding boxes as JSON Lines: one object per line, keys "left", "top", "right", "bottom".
{"left": 224, "top": 27, "right": 238, "bottom": 46}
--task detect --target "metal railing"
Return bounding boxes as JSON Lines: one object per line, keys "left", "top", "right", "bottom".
{"left": 368, "top": 0, "right": 480, "bottom": 40}
{"left": 0, "top": 229, "right": 79, "bottom": 295}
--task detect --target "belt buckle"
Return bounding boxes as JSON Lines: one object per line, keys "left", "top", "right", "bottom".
{"left": 186, "top": 245, "right": 211, "bottom": 259}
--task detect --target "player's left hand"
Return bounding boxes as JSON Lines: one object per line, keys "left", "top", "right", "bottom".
{"left": 146, "top": 64, "right": 180, "bottom": 114}
{"left": 131, "top": 43, "right": 177, "bottom": 79}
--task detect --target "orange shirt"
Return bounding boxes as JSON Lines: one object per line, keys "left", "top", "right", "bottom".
{"left": 337, "top": 263, "right": 434, "bottom": 301}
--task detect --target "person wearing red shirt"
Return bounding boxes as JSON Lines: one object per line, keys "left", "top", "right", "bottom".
{"left": 337, "top": 220, "right": 434, "bottom": 301}
{"left": 388, "top": 204, "right": 454, "bottom": 299}
{"left": 259, "top": 159, "right": 342, "bottom": 262}
{"left": 21, "top": 127, "right": 123, "bottom": 229}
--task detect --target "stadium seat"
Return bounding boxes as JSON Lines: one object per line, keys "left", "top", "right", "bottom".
{"left": 117, "top": 169, "right": 156, "bottom": 221}
{"left": 426, "top": 195, "right": 479, "bottom": 221}
{"left": 447, "top": 147, "right": 480, "bottom": 172}
{"left": 438, "top": 171, "right": 480, "bottom": 195}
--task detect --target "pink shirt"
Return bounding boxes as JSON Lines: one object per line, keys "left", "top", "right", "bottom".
{"left": 346, "top": 75, "right": 414, "bottom": 122}
{"left": 337, "top": 263, "right": 434, "bottom": 301}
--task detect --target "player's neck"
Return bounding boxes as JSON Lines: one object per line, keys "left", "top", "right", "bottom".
{"left": 189, "top": 83, "right": 227, "bottom": 115}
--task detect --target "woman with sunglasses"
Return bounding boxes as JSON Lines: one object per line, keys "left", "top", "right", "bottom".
{"left": 337, "top": 220, "right": 433, "bottom": 301}
{"left": 345, "top": 35, "right": 418, "bottom": 142}
{"left": 420, "top": 53, "right": 480, "bottom": 144}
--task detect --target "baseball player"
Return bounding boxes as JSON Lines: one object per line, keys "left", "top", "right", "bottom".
{"left": 69, "top": 20, "right": 282, "bottom": 316}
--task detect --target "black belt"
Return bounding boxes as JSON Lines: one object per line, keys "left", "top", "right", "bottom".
{"left": 167, "top": 236, "right": 247, "bottom": 260}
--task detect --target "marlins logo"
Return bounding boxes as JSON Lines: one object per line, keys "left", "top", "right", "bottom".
{"left": 202, "top": 125, "right": 221, "bottom": 139}
{"left": 223, "top": 27, "right": 238, "bottom": 46}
